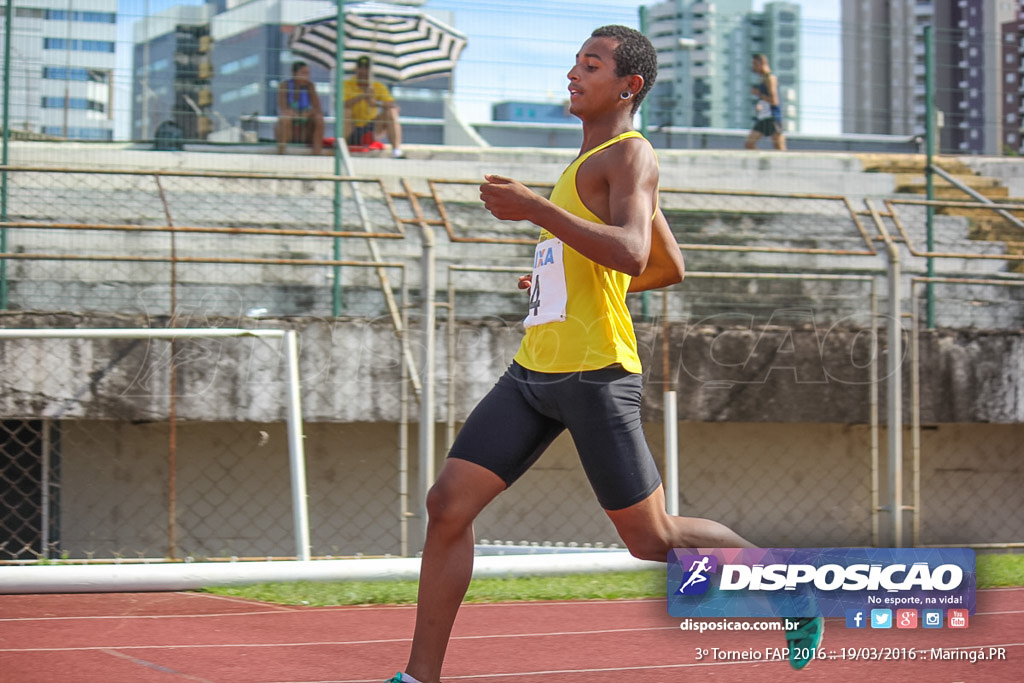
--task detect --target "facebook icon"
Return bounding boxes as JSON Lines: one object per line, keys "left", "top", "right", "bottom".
{"left": 846, "top": 609, "right": 867, "bottom": 629}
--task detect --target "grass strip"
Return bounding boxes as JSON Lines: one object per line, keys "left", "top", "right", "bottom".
{"left": 204, "top": 552, "right": 1024, "bottom": 607}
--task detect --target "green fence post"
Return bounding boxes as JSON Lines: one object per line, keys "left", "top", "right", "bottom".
{"left": 1, "top": 1, "right": 13, "bottom": 310}
{"left": 331, "top": 0, "right": 346, "bottom": 316}
{"left": 638, "top": 5, "right": 651, "bottom": 320}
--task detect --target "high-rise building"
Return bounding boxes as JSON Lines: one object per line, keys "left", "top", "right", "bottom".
{"left": 0, "top": 0, "right": 118, "bottom": 140}
{"left": 643, "top": 0, "right": 800, "bottom": 132}
{"left": 841, "top": 0, "right": 1018, "bottom": 155}
{"left": 1000, "top": 8, "right": 1023, "bottom": 154}
{"left": 132, "top": 4, "right": 217, "bottom": 141}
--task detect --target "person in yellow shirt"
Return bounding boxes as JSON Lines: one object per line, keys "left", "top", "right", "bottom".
{"left": 342, "top": 55, "right": 404, "bottom": 158}
{"left": 385, "top": 25, "right": 823, "bottom": 683}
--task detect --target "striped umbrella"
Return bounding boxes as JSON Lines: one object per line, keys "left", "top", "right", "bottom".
{"left": 288, "top": 3, "right": 467, "bottom": 82}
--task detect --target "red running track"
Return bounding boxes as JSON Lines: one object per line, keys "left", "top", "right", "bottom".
{"left": 0, "top": 587, "right": 1021, "bottom": 682}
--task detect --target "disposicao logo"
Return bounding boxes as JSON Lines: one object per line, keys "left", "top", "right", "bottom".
{"left": 667, "top": 548, "right": 976, "bottom": 619}
{"left": 675, "top": 555, "right": 718, "bottom": 595}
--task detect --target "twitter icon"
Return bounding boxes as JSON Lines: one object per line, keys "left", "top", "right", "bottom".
{"left": 871, "top": 609, "right": 893, "bottom": 629}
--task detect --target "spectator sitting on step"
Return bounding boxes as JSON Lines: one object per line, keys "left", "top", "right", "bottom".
{"left": 343, "top": 55, "right": 404, "bottom": 158}
{"left": 275, "top": 60, "right": 324, "bottom": 155}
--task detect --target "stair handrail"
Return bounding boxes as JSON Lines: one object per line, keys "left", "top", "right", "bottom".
{"left": 928, "top": 164, "right": 1024, "bottom": 231}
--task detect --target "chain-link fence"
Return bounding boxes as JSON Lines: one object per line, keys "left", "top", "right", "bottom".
{"left": 5, "top": 2, "right": 1020, "bottom": 156}
{"left": 884, "top": 198, "right": 1024, "bottom": 549}
{"left": 1, "top": 166, "right": 1022, "bottom": 563}
{"left": 907, "top": 276, "right": 1024, "bottom": 549}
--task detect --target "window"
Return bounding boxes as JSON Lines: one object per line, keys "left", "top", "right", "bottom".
{"left": 81, "top": 40, "right": 115, "bottom": 53}
{"left": 43, "top": 68, "right": 109, "bottom": 83}
{"left": 221, "top": 82, "right": 260, "bottom": 103}
{"left": 41, "top": 97, "right": 105, "bottom": 113}
{"left": 45, "top": 10, "right": 116, "bottom": 23}
{"left": 44, "top": 67, "right": 87, "bottom": 81}
{"left": 41, "top": 126, "right": 113, "bottom": 140}
{"left": 43, "top": 38, "right": 114, "bottom": 53}
{"left": 221, "top": 54, "right": 260, "bottom": 75}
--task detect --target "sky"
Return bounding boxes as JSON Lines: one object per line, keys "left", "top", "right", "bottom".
{"left": 422, "top": 0, "right": 842, "bottom": 134}
{"left": 115, "top": 0, "right": 841, "bottom": 137}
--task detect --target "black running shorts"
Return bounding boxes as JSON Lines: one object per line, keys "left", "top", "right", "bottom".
{"left": 752, "top": 117, "right": 783, "bottom": 137}
{"left": 447, "top": 362, "right": 662, "bottom": 511}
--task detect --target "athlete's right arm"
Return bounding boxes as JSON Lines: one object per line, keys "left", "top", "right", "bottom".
{"left": 277, "top": 82, "right": 292, "bottom": 116}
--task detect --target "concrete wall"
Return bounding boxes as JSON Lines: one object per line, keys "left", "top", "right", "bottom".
{"left": 2, "top": 314, "right": 1022, "bottom": 425}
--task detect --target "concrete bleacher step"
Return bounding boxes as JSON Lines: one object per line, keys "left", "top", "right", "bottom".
{"left": 855, "top": 154, "right": 975, "bottom": 175}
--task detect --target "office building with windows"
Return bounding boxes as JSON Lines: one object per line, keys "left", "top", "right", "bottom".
{"left": 1000, "top": 9, "right": 1023, "bottom": 154}
{"left": 0, "top": 0, "right": 117, "bottom": 140}
{"left": 642, "top": 0, "right": 800, "bottom": 132}
{"left": 492, "top": 101, "right": 574, "bottom": 125}
{"left": 131, "top": 4, "right": 217, "bottom": 141}
{"left": 841, "top": 0, "right": 1018, "bottom": 155}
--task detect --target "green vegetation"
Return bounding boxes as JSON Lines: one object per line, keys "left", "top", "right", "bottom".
{"left": 205, "top": 552, "right": 1023, "bottom": 607}
{"left": 206, "top": 569, "right": 665, "bottom": 606}
{"left": 976, "top": 552, "right": 1024, "bottom": 588}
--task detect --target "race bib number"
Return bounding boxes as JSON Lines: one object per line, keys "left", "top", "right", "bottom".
{"left": 524, "top": 237, "right": 567, "bottom": 328}
{"left": 755, "top": 100, "right": 772, "bottom": 120}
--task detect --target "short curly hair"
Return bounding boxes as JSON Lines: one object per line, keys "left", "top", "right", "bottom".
{"left": 591, "top": 25, "right": 658, "bottom": 114}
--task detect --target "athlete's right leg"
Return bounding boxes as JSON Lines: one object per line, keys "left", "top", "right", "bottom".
{"left": 744, "top": 129, "right": 763, "bottom": 149}
{"left": 403, "top": 363, "right": 563, "bottom": 683}
{"left": 275, "top": 116, "right": 292, "bottom": 154}
{"left": 404, "top": 458, "right": 506, "bottom": 683}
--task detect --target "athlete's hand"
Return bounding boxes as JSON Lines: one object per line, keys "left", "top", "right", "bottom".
{"left": 480, "top": 174, "right": 537, "bottom": 221}
{"left": 517, "top": 274, "right": 532, "bottom": 290}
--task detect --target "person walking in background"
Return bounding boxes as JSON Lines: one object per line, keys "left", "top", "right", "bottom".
{"left": 745, "top": 53, "right": 786, "bottom": 150}
{"left": 275, "top": 60, "right": 324, "bottom": 155}
{"left": 385, "top": 24, "right": 820, "bottom": 683}
{"left": 343, "top": 55, "right": 405, "bottom": 158}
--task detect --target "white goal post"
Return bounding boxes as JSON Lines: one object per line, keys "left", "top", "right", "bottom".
{"left": 0, "top": 327, "right": 311, "bottom": 562}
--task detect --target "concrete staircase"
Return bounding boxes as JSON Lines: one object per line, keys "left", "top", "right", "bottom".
{"left": 858, "top": 153, "right": 1024, "bottom": 273}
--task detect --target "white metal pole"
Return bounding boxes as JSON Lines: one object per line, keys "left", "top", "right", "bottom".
{"left": 283, "top": 330, "right": 311, "bottom": 561}
{"left": 887, "top": 244, "right": 903, "bottom": 547}
{"left": 419, "top": 225, "right": 436, "bottom": 544}
{"left": 663, "top": 390, "right": 679, "bottom": 516}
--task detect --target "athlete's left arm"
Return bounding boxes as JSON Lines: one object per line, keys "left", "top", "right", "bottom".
{"left": 768, "top": 74, "right": 781, "bottom": 106}
{"left": 309, "top": 82, "right": 324, "bottom": 115}
{"left": 627, "top": 209, "right": 685, "bottom": 292}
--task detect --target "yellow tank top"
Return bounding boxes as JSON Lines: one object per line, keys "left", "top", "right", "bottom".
{"left": 513, "top": 130, "right": 649, "bottom": 374}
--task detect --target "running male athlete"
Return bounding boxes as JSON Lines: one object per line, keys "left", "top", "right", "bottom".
{"left": 745, "top": 53, "right": 786, "bottom": 150}
{"left": 386, "top": 25, "right": 819, "bottom": 683}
